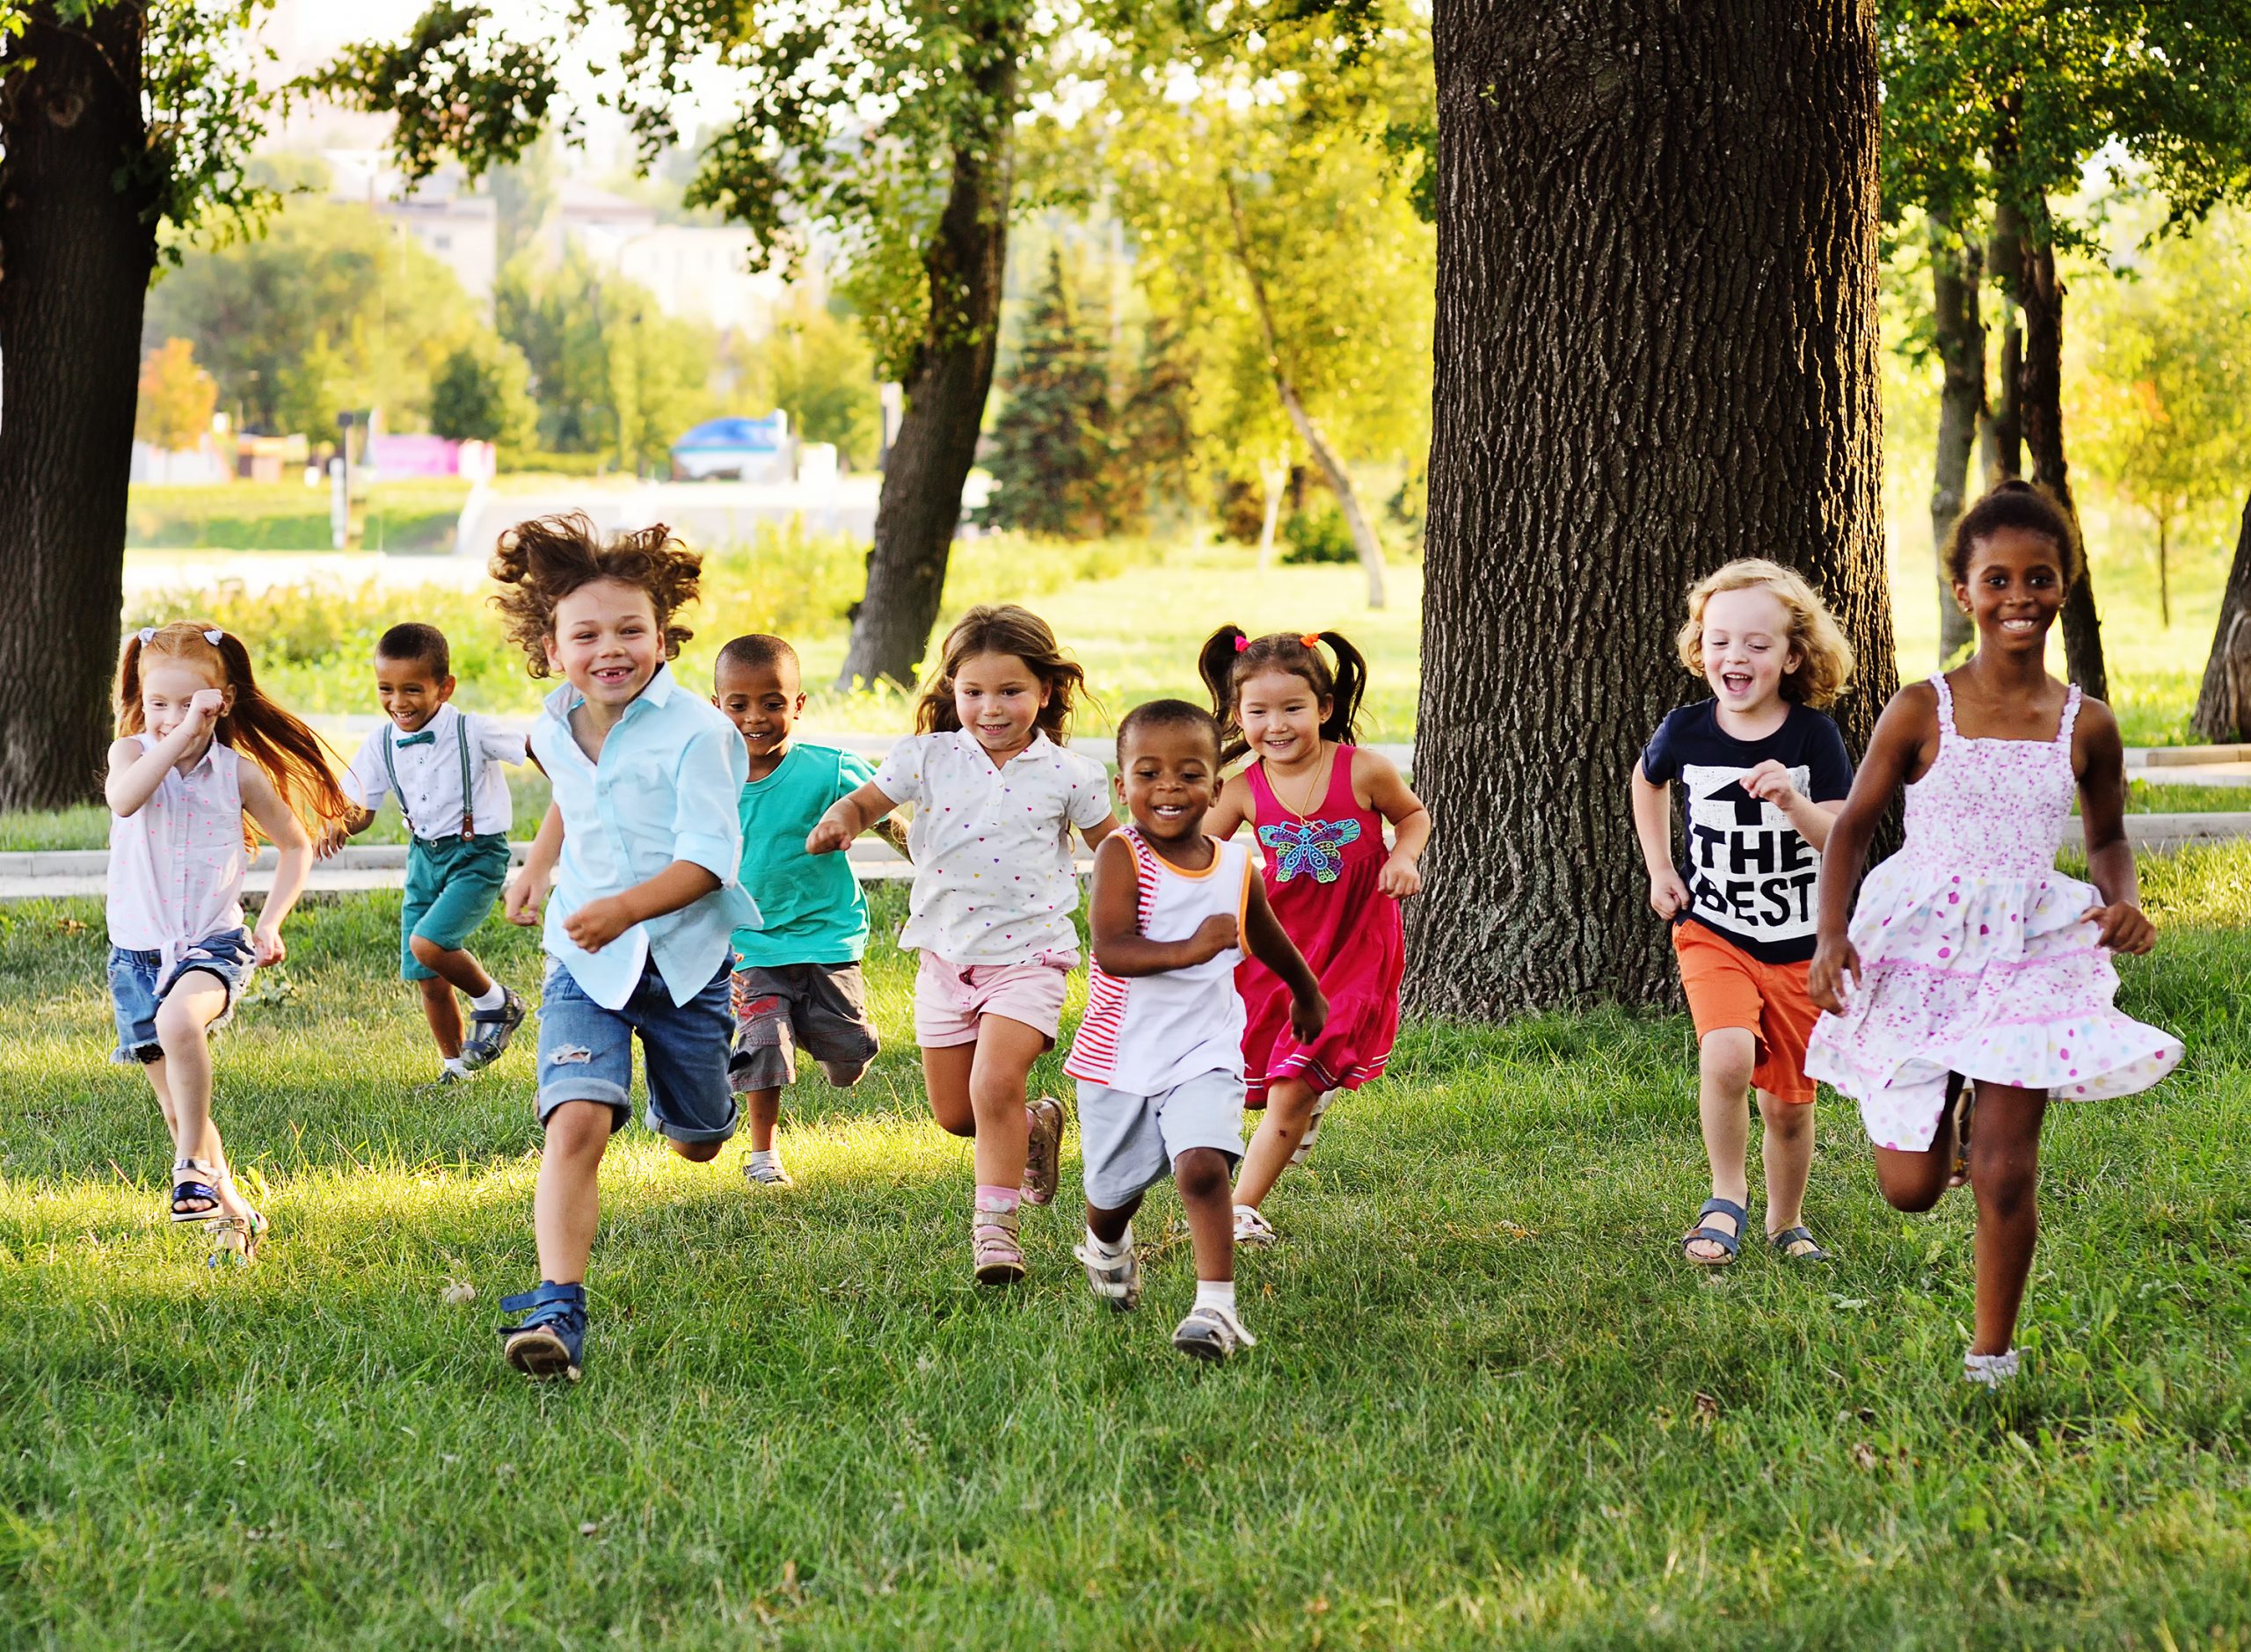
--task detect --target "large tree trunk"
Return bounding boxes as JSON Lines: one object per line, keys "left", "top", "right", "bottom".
{"left": 2015, "top": 221, "right": 2109, "bottom": 700}
{"left": 835, "top": 55, "right": 1016, "bottom": 691}
{"left": 1984, "top": 206, "right": 2023, "bottom": 483}
{"left": 2192, "top": 491, "right": 2251, "bottom": 741}
{"left": 0, "top": 5, "right": 159, "bottom": 809}
{"left": 1928, "top": 215, "right": 1983, "bottom": 666}
{"left": 1222, "top": 171, "right": 1387, "bottom": 608}
{"left": 1410, "top": 0, "right": 1893, "bottom": 1016}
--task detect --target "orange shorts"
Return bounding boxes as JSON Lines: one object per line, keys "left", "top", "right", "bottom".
{"left": 1672, "top": 921, "right": 1818, "bottom": 1103}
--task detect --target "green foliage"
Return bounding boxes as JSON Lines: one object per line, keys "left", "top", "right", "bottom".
{"left": 124, "top": 481, "right": 470, "bottom": 554}
{"left": 493, "top": 251, "right": 720, "bottom": 472}
{"left": 142, "top": 196, "right": 481, "bottom": 440}
{"left": 2, "top": 849, "right": 2250, "bottom": 1639}
{"left": 979, "top": 251, "right": 1119, "bottom": 538}
{"left": 429, "top": 335, "right": 537, "bottom": 449}
{"left": 747, "top": 300, "right": 881, "bottom": 468}
{"left": 1281, "top": 502, "right": 1358, "bottom": 565}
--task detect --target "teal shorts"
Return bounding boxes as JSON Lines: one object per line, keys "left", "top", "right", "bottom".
{"left": 401, "top": 833, "right": 511, "bottom": 979}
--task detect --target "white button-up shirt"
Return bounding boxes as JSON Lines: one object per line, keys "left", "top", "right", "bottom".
{"left": 106, "top": 735, "right": 246, "bottom": 964}
{"left": 531, "top": 664, "right": 759, "bottom": 1009}
{"left": 342, "top": 703, "right": 525, "bottom": 840}
{"left": 873, "top": 729, "right": 1112, "bottom": 964}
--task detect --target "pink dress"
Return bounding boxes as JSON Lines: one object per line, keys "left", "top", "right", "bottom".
{"left": 1235, "top": 745, "right": 1403, "bottom": 1107}
{"left": 1804, "top": 674, "right": 2182, "bottom": 1150}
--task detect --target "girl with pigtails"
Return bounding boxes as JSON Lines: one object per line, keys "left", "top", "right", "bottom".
{"left": 105, "top": 622, "right": 352, "bottom": 1262}
{"left": 1198, "top": 628, "right": 1430, "bottom": 1245}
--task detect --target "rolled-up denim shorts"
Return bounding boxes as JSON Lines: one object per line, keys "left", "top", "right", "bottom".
{"left": 107, "top": 928, "right": 256, "bottom": 1064}
{"left": 535, "top": 955, "right": 739, "bottom": 1144}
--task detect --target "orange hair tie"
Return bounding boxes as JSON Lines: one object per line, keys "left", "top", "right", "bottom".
{"left": 1299, "top": 632, "right": 1322, "bottom": 649}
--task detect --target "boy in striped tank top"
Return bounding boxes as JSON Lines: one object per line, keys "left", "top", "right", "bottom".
{"left": 1066, "top": 701, "right": 1325, "bottom": 1360}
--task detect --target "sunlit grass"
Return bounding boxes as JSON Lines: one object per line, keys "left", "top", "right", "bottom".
{"left": 4, "top": 861, "right": 2250, "bottom": 1643}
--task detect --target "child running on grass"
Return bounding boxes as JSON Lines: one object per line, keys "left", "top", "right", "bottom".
{"left": 1807, "top": 482, "right": 2182, "bottom": 1387}
{"left": 492, "top": 515, "right": 760, "bottom": 1381}
{"left": 1630, "top": 559, "right": 1856, "bottom": 1268}
{"left": 808, "top": 605, "right": 1118, "bottom": 1284}
{"left": 332, "top": 623, "right": 529, "bottom": 1087}
{"left": 712, "top": 633, "right": 888, "bottom": 1188}
{"left": 1067, "top": 700, "right": 1325, "bottom": 1360}
{"left": 105, "top": 622, "right": 352, "bottom": 1263}
{"left": 1197, "top": 629, "right": 1429, "bottom": 1248}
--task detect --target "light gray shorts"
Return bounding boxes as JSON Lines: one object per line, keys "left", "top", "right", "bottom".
{"left": 1075, "top": 1069, "right": 1245, "bottom": 1210}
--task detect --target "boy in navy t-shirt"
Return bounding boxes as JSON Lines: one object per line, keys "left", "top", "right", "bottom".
{"left": 1630, "top": 559, "right": 1855, "bottom": 1270}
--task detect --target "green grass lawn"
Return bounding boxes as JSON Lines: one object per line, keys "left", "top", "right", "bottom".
{"left": 3, "top": 855, "right": 2248, "bottom": 1646}
{"left": 128, "top": 483, "right": 474, "bottom": 556}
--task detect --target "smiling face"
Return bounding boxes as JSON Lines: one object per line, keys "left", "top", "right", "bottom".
{"left": 1118, "top": 719, "right": 1220, "bottom": 844}
{"left": 141, "top": 656, "right": 230, "bottom": 749}
{"left": 951, "top": 651, "right": 1049, "bottom": 759}
{"left": 546, "top": 578, "right": 663, "bottom": 710}
{"left": 1698, "top": 586, "right": 1801, "bottom": 717}
{"left": 1954, "top": 525, "right": 2066, "bottom": 658}
{"left": 1236, "top": 666, "right": 1328, "bottom": 768}
{"left": 375, "top": 653, "right": 455, "bottom": 732}
{"left": 713, "top": 654, "right": 803, "bottom": 765}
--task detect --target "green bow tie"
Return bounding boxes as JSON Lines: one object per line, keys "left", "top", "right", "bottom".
{"left": 395, "top": 729, "right": 438, "bottom": 748}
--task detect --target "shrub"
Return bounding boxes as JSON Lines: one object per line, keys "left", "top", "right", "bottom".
{"left": 1281, "top": 504, "right": 1358, "bottom": 565}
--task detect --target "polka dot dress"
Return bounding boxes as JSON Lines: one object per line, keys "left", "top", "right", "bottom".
{"left": 1803, "top": 673, "right": 2182, "bottom": 1151}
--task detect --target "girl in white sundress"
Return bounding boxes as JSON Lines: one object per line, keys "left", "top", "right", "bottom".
{"left": 1806, "top": 482, "right": 2182, "bottom": 1387}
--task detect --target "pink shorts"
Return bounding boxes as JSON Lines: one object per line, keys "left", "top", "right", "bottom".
{"left": 914, "top": 951, "right": 1076, "bottom": 1048}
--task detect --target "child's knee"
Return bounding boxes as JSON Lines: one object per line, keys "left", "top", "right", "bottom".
{"left": 1700, "top": 1029, "right": 1758, "bottom": 1092}
{"left": 668, "top": 1137, "right": 724, "bottom": 1164}
{"left": 1173, "top": 1148, "right": 1231, "bottom": 1202}
{"left": 1877, "top": 1168, "right": 1945, "bottom": 1213}
{"left": 152, "top": 996, "right": 209, "bottom": 1051}
{"left": 1265, "top": 1083, "right": 1318, "bottom": 1124}
{"left": 1759, "top": 1091, "right": 1812, "bottom": 1135}
{"left": 541, "top": 1101, "right": 615, "bottom": 1157}
{"left": 408, "top": 933, "right": 449, "bottom": 971}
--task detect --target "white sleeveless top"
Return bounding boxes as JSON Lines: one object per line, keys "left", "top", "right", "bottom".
{"left": 106, "top": 734, "right": 247, "bottom": 964}
{"left": 1066, "top": 829, "right": 1253, "bottom": 1095}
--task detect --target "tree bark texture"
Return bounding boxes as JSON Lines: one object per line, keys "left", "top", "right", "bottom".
{"left": 1223, "top": 171, "right": 1388, "bottom": 609}
{"left": 1928, "top": 218, "right": 1982, "bottom": 666}
{"left": 2192, "top": 491, "right": 2251, "bottom": 741}
{"left": 836, "top": 56, "right": 1016, "bottom": 691}
{"left": 1410, "top": 0, "right": 1894, "bottom": 1017}
{"left": 1984, "top": 207, "right": 2023, "bottom": 483}
{"left": 0, "top": 4, "right": 159, "bottom": 809}
{"left": 2015, "top": 226, "right": 2109, "bottom": 701}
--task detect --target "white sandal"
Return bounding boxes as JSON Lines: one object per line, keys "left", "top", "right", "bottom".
{"left": 1232, "top": 1204, "right": 1278, "bottom": 1248}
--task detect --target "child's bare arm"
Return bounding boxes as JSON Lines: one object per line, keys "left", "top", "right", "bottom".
{"left": 1203, "top": 774, "right": 1251, "bottom": 841}
{"left": 1357, "top": 748, "right": 1429, "bottom": 897}
{"left": 564, "top": 862, "right": 720, "bottom": 952}
{"left": 506, "top": 803, "right": 564, "bottom": 927}
{"left": 1808, "top": 688, "right": 1931, "bottom": 1009}
{"left": 239, "top": 762, "right": 313, "bottom": 964}
{"left": 1243, "top": 877, "right": 1326, "bottom": 1043}
{"left": 809, "top": 781, "right": 900, "bottom": 855}
{"left": 1739, "top": 760, "right": 1843, "bottom": 850}
{"left": 1629, "top": 762, "right": 1690, "bottom": 919}
{"left": 2073, "top": 700, "right": 2155, "bottom": 954}
{"left": 1086, "top": 835, "right": 1235, "bottom": 977}
{"left": 105, "top": 693, "right": 222, "bottom": 817}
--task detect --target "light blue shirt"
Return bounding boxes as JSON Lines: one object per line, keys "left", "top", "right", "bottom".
{"left": 531, "top": 663, "right": 760, "bottom": 1010}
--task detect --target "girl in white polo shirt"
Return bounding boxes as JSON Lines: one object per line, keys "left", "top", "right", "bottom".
{"left": 809, "top": 605, "right": 1118, "bottom": 1284}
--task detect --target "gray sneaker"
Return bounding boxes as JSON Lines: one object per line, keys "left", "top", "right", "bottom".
{"left": 1021, "top": 1095, "right": 1065, "bottom": 1205}
{"left": 1073, "top": 1237, "right": 1141, "bottom": 1311}
{"left": 1171, "top": 1302, "right": 1258, "bottom": 1362}
{"left": 461, "top": 986, "right": 526, "bottom": 1071}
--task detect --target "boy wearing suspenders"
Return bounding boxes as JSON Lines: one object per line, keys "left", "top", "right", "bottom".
{"left": 337, "top": 623, "right": 530, "bottom": 1084}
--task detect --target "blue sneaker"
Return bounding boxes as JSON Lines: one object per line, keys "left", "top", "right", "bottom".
{"left": 498, "top": 1281, "right": 586, "bottom": 1381}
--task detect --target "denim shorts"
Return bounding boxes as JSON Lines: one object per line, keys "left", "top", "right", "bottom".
{"left": 107, "top": 929, "right": 256, "bottom": 1064}
{"left": 535, "top": 955, "right": 739, "bottom": 1144}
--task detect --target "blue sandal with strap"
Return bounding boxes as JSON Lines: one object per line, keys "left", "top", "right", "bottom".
{"left": 1681, "top": 1197, "right": 1746, "bottom": 1266}
{"left": 171, "top": 1158, "right": 224, "bottom": 1223}
{"left": 498, "top": 1281, "right": 587, "bottom": 1382}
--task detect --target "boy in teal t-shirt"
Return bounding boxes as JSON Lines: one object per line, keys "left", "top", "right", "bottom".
{"left": 713, "top": 635, "right": 887, "bottom": 1187}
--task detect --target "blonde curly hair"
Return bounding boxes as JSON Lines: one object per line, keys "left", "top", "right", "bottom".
{"left": 1674, "top": 558, "right": 1854, "bottom": 710}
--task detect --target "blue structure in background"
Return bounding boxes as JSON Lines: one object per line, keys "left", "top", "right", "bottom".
{"left": 670, "top": 411, "right": 792, "bottom": 482}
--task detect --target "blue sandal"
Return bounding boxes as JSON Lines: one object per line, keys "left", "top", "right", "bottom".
{"left": 498, "top": 1282, "right": 587, "bottom": 1382}
{"left": 1681, "top": 1197, "right": 1746, "bottom": 1266}
{"left": 171, "top": 1158, "right": 223, "bottom": 1223}
{"left": 1767, "top": 1225, "right": 1834, "bottom": 1264}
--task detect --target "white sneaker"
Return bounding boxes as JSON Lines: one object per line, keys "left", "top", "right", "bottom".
{"left": 1172, "top": 1302, "right": 1258, "bottom": 1361}
{"left": 1232, "top": 1204, "right": 1278, "bottom": 1248}
{"left": 1289, "top": 1090, "right": 1334, "bottom": 1165}
{"left": 1963, "top": 1349, "right": 2021, "bottom": 1387}
{"left": 742, "top": 1153, "right": 793, "bottom": 1188}
{"left": 1072, "top": 1238, "right": 1141, "bottom": 1311}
